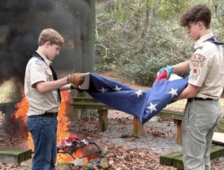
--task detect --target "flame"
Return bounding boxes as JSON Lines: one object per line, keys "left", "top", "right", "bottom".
{"left": 56, "top": 91, "right": 73, "bottom": 163}
{"left": 73, "top": 146, "right": 99, "bottom": 164}
{"left": 11, "top": 91, "right": 99, "bottom": 164}
{"left": 11, "top": 91, "right": 74, "bottom": 163}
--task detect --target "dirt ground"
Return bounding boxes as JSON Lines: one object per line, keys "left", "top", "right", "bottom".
{"left": 0, "top": 71, "right": 224, "bottom": 170}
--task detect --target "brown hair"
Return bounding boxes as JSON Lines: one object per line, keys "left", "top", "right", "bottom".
{"left": 38, "top": 28, "right": 64, "bottom": 47}
{"left": 179, "top": 4, "right": 211, "bottom": 29}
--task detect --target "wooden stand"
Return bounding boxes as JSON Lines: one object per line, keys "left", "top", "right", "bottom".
{"left": 133, "top": 116, "right": 144, "bottom": 137}
{"left": 174, "top": 120, "right": 182, "bottom": 145}
{"left": 72, "top": 97, "right": 145, "bottom": 137}
{"left": 98, "top": 109, "right": 108, "bottom": 132}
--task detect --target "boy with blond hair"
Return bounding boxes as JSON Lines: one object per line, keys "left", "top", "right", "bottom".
{"left": 25, "top": 28, "right": 83, "bottom": 170}
{"left": 159, "top": 4, "right": 224, "bottom": 170}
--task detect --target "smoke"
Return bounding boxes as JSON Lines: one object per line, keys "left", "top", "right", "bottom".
{"left": 0, "top": 0, "right": 91, "bottom": 135}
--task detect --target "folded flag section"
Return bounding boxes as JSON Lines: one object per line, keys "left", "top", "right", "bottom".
{"left": 86, "top": 71, "right": 188, "bottom": 124}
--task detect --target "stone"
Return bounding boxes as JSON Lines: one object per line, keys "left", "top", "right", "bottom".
{"left": 100, "top": 149, "right": 110, "bottom": 157}
{"left": 57, "top": 163, "right": 71, "bottom": 170}
{"left": 20, "top": 157, "right": 32, "bottom": 169}
{"left": 97, "top": 162, "right": 108, "bottom": 169}
{"left": 83, "top": 163, "right": 95, "bottom": 170}
{"left": 73, "top": 158, "right": 84, "bottom": 166}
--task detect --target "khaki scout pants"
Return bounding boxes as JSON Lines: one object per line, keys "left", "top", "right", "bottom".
{"left": 182, "top": 99, "right": 221, "bottom": 170}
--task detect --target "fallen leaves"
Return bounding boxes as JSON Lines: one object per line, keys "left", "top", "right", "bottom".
{"left": 0, "top": 111, "right": 223, "bottom": 169}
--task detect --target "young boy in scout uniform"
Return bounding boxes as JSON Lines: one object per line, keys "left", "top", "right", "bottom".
{"left": 24, "top": 28, "right": 84, "bottom": 170}
{"left": 159, "top": 4, "right": 224, "bottom": 170}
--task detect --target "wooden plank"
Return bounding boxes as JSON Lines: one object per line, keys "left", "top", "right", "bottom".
{"left": 133, "top": 116, "right": 144, "bottom": 137}
{"left": 220, "top": 117, "right": 224, "bottom": 124}
{"left": 71, "top": 102, "right": 113, "bottom": 110}
{"left": 215, "top": 118, "right": 224, "bottom": 133}
{"left": 212, "top": 132, "right": 224, "bottom": 145}
{"left": 157, "top": 110, "right": 183, "bottom": 121}
{"left": 73, "top": 97, "right": 98, "bottom": 103}
{"left": 72, "top": 102, "right": 108, "bottom": 106}
{"left": 210, "top": 144, "right": 224, "bottom": 159}
{"left": 173, "top": 155, "right": 184, "bottom": 170}
{"left": 172, "top": 144, "right": 224, "bottom": 169}
{"left": 160, "top": 150, "right": 183, "bottom": 166}
{"left": 0, "top": 147, "right": 32, "bottom": 164}
{"left": 98, "top": 110, "right": 108, "bottom": 132}
{"left": 175, "top": 120, "right": 182, "bottom": 145}
{"left": 70, "top": 107, "right": 81, "bottom": 121}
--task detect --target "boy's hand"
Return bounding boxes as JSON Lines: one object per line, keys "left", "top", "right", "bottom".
{"left": 159, "top": 66, "right": 173, "bottom": 79}
{"left": 67, "top": 73, "right": 84, "bottom": 86}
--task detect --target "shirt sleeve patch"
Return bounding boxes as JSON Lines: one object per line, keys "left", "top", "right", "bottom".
{"left": 190, "top": 67, "right": 200, "bottom": 81}
{"left": 35, "top": 60, "right": 43, "bottom": 66}
{"left": 191, "top": 54, "right": 205, "bottom": 67}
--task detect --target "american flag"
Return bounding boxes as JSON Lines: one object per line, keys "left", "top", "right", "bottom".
{"left": 86, "top": 71, "right": 188, "bottom": 124}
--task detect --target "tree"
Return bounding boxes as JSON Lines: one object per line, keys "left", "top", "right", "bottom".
{"left": 82, "top": 0, "right": 96, "bottom": 73}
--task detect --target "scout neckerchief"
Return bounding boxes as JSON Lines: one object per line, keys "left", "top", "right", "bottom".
{"left": 194, "top": 36, "right": 224, "bottom": 52}
{"left": 31, "top": 51, "right": 61, "bottom": 103}
{"left": 205, "top": 36, "right": 224, "bottom": 45}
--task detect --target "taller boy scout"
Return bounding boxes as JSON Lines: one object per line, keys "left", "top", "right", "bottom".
{"left": 159, "top": 4, "right": 224, "bottom": 170}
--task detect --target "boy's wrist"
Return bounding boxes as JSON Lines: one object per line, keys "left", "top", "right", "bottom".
{"left": 70, "top": 84, "right": 74, "bottom": 89}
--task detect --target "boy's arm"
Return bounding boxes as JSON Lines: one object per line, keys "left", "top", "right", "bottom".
{"left": 60, "top": 84, "right": 79, "bottom": 91}
{"left": 35, "top": 77, "right": 67, "bottom": 94}
{"left": 60, "top": 84, "right": 71, "bottom": 91}
{"left": 159, "top": 61, "right": 190, "bottom": 78}
{"left": 35, "top": 73, "right": 84, "bottom": 93}
{"left": 174, "top": 83, "right": 200, "bottom": 100}
{"left": 172, "top": 61, "right": 190, "bottom": 74}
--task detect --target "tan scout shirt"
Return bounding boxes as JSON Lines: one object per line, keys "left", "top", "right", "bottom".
{"left": 189, "top": 32, "right": 224, "bottom": 99}
{"left": 24, "top": 51, "right": 60, "bottom": 116}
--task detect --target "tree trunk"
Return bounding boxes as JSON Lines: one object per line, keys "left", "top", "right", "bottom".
{"left": 79, "top": 0, "right": 96, "bottom": 117}
{"left": 81, "top": 0, "right": 96, "bottom": 73}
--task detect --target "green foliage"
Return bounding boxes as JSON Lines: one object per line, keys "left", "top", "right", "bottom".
{"left": 121, "top": 55, "right": 167, "bottom": 86}
{"left": 158, "top": 0, "right": 190, "bottom": 20}
{"left": 95, "top": 0, "right": 224, "bottom": 86}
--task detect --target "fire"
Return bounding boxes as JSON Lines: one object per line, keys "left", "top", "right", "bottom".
{"left": 56, "top": 91, "right": 73, "bottom": 163}
{"left": 11, "top": 91, "right": 77, "bottom": 163}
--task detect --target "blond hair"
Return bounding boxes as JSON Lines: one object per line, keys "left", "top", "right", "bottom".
{"left": 38, "top": 28, "right": 64, "bottom": 47}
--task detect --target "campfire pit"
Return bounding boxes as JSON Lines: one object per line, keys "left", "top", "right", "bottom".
{"left": 57, "top": 135, "right": 101, "bottom": 166}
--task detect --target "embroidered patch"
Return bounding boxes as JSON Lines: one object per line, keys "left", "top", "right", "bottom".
{"left": 191, "top": 54, "right": 205, "bottom": 67}
{"left": 193, "top": 68, "right": 198, "bottom": 73}
{"left": 35, "top": 60, "right": 42, "bottom": 66}
{"left": 49, "top": 75, "right": 54, "bottom": 81}
{"left": 190, "top": 67, "right": 200, "bottom": 81}
{"left": 37, "top": 67, "right": 42, "bottom": 72}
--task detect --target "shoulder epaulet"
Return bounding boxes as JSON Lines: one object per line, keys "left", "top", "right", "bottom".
{"left": 193, "top": 46, "right": 203, "bottom": 52}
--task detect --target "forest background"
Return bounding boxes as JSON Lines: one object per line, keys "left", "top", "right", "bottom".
{"left": 95, "top": 0, "right": 224, "bottom": 86}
